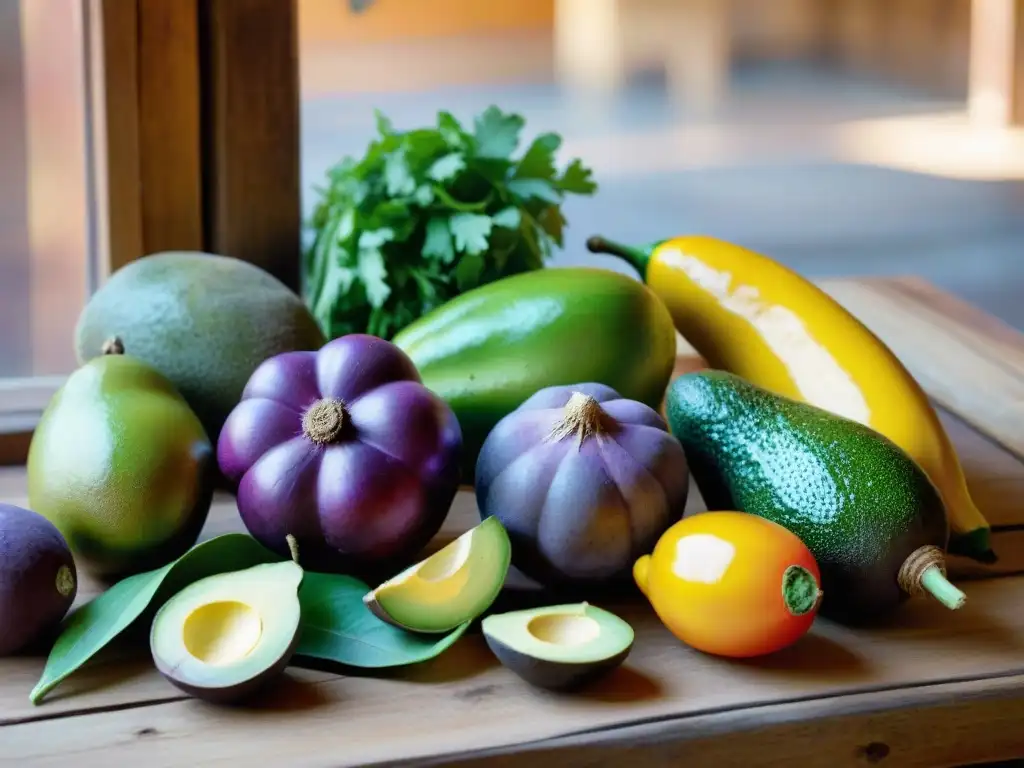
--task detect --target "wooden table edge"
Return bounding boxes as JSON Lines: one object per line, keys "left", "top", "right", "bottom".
{"left": 381, "top": 670, "right": 1024, "bottom": 767}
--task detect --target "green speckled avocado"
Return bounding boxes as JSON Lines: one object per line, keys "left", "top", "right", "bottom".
{"left": 74, "top": 251, "right": 326, "bottom": 444}
{"left": 393, "top": 267, "right": 677, "bottom": 478}
{"left": 27, "top": 339, "right": 215, "bottom": 581}
{"left": 665, "top": 370, "right": 964, "bottom": 625}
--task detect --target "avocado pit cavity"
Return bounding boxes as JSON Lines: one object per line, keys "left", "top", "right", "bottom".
{"left": 182, "top": 600, "right": 263, "bottom": 666}
{"left": 526, "top": 611, "right": 602, "bottom": 646}
{"left": 415, "top": 535, "right": 472, "bottom": 582}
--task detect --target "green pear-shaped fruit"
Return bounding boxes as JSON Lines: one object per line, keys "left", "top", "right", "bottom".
{"left": 27, "top": 337, "right": 215, "bottom": 580}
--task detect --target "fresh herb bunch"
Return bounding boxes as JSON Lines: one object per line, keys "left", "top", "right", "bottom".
{"left": 303, "top": 106, "right": 598, "bottom": 340}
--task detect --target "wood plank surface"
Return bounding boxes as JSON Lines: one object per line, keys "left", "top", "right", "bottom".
{"left": 4, "top": 275, "right": 1024, "bottom": 767}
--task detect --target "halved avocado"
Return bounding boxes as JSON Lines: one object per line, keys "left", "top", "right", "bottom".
{"left": 363, "top": 516, "right": 511, "bottom": 633}
{"left": 149, "top": 554, "right": 303, "bottom": 704}
{"left": 481, "top": 602, "right": 634, "bottom": 691}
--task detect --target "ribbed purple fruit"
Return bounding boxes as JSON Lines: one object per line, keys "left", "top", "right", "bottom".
{"left": 475, "top": 382, "right": 690, "bottom": 588}
{"left": 217, "top": 334, "right": 463, "bottom": 573}
{"left": 0, "top": 503, "right": 78, "bottom": 656}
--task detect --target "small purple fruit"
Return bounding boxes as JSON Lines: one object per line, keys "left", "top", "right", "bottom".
{"left": 217, "top": 334, "right": 463, "bottom": 573}
{"left": 0, "top": 503, "right": 78, "bottom": 656}
{"left": 475, "top": 382, "right": 690, "bottom": 588}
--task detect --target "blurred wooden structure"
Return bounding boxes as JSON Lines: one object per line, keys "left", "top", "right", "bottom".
{"left": 297, "top": 0, "right": 1023, "bottom": 124}
{"left": 553, "top": 0, "right": 976, "bottom": 109}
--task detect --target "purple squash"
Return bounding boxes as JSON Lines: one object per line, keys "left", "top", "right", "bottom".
{"left": 0, "top": 503, "right": 77, "bottom": 656}
{"left": 475, "top": 382, "right": 690, "bottom": 588}
{"left": 217, "top": 334, "right": 463, "bottom": 573}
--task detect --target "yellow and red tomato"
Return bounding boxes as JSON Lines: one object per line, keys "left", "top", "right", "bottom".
{"left": 633, "top": 511, "right": 822, "bottom": 658}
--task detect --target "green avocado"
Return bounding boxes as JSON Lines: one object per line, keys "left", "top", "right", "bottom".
{"left": 392, "top": 267, "right": 677, "bottom": 478}
{"left": 150, "top": 554, "right": 303, "bottom": 705}
{"left": 363, "top": 516, "right": 511, "bottom": 634}
{"left": 665, "top": 370, "right": 964, "bottom": 625}
{"left": 74, "top": 251, "right": 326, "bottom": 443}
{"left": 482, "top": 602, "right": 634, "bottom": 691}
{"left": 27, "top": 341, "right": 216, "bottom": 580}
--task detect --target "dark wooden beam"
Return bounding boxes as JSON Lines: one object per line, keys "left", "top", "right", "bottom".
{"left": 198, "top": 0, "right": 302, "bottom": 291}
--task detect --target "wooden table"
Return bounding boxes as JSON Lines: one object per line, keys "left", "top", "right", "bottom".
{"left": 3, "top": 276, "right": 1024, "bottom": 767}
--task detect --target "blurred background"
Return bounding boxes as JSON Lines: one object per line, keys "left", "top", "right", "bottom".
{"left": 3, "top": 0, "right": 1024, "bottom": 380}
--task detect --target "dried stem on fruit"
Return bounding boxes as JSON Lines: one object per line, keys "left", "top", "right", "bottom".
{"left": 302, "top": 398, "right": 348, "bottom": 444}
{"left": 101, "top": 337, "right": 125, "bottom": 356}
{"left": 286, "top": 534, "right": 301, "bottom": 565}
{"left": 547, "top": 392, "right": 616, "bottom": 448}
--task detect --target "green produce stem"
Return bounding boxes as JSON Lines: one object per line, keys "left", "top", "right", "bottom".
{"left": 898, "top": 545, "right": 966, "bottom": 611}
{"left": 586, "top": 236, "right": 653, "bottom": 276}
{"left": 919, "top": 565, "right": 967, "bottom": 610}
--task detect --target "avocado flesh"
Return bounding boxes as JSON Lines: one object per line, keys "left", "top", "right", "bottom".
{"left": 482, "top": 602, "right": 634, "bottom": 690}
{"left": 150, "top": 559, "right": 303, "bottom": 704}
{"left": 665, "top": 370, "right": 952, "bottom": 624}
{"left": 364, "top": 516, "right": 511, "bottom": 633}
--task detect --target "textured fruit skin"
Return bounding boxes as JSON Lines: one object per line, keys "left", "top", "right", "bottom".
{"left": 592, "top": 234, "right": 991, "bottom": 561}
{"left": 73, "top": 251, "right": 326, "bottom": 443}
{"left": 27, "top": 354, "right": 215, "bottom": 580}
{"left": 475, "top": 382, "right": 689, "bottom": 588}
{"left": 665, "top": 370, "right": 949, "bottom": 625}
{"left": 392, "top": 267, "right": 677, "bottom": 479}
{"left": 217, "top": 334, "right": 463, "bottom": 576}
{"left": 0, "top": 503, "right": 78, "bottom": 656}
{"left": 634, "top": 511, "right": 820, "bottom": 658}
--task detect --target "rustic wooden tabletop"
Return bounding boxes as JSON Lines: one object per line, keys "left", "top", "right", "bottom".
{"left": 2, "top": 275, "right": 1024, "bottom": 768}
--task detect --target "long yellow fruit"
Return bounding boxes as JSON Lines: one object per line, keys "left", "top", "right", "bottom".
{"left": 588, "top": 233, "right": 994, "bottom": 563}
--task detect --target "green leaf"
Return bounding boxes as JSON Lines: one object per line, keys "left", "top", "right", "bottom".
{"left": 313, "top": 260, "right": 358, "bottom": 333}
{"left": 473, "top": 106, "right": 525, "bottom": 160}
{"left": 384, "top": 150, "right": 416, "bottom": 197}
{"left": 413, "top": 184, "right": 435, "bottom": 207}
{"left": 427, "top": 152, "right": 466, "bottom": 182}
{"left": 423, "top": 217, "right": 455, "bottom": 263}
{"left": 455, "top": 253, "right": 485, "bottom": 289}
{"left": 514, "top": 132, "right": 561, "bottom": 180}
{"left": 358, "top": 228, "right": 395, "bottom": 250}
{"left": 558, "top": 158, "right": 598, "bottom": 195}
{"left": 30, "top": 534, "right": 281, "bottom": 705}
{"left": 294, "top": 572, "right": 469, "bottom": 668}
{"left": 507, "top": 178, "right": 562, "bottom": 205}
{"left": 538, "top": 205, "right": 567, "bottom": 247}
{"left": 437, "top": 111, "right": 466, "bottom": 148}
{"left": 301, "top": 105, "right": 599, "bottom": 341}
{"left": 450, "top": 213, "right": 493, "bottom": 255}
{"left": 357, "top": 247, "right": 391, "bottom": 308}
{"left": 374, "top": 109, "right": 394, "bottom": 137}
{"left": 492, "top": 207, "right": 521, "bottom": 230}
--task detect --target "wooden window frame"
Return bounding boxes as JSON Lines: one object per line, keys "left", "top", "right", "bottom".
{"left": 0, "top": 0, "right": 301, "bottom": 465}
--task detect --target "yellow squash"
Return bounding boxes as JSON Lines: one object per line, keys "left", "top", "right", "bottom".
{"left": 587, "top": 234, "right": 994, "bottom": 563}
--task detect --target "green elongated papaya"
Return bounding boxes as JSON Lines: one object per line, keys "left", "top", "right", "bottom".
{"left": 392, "top": 267, "right": 678, "bottom": 480}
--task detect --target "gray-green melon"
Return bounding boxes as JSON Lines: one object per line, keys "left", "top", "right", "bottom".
{"left": 74, "top": 251, "right": 326, "bottom": 443}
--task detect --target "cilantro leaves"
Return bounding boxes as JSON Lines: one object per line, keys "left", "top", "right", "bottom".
{"left": 303, "top": 105, "right": 598, "bottom": 340}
